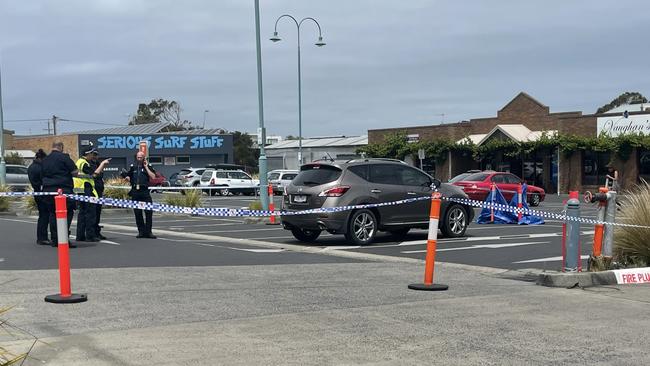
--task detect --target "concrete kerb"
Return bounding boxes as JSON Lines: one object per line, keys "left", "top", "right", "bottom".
{"left": 536, "top": 270, "right": 618, "bottom": 288}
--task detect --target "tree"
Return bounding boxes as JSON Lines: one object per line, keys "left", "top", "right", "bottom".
{"left": 4, "top": 152, "right": 24, "bottom": 165}
{"left": 232, "top": 131, "right": 259, "bottom": 170}
{"left": 597, "top": 92, "right": 648, "bottom": 114}
{"left": 285, "top": 135, "right": 299, "bottom": 140}
{"left": 129, "top": 99, "right": 196, "bottom": 131}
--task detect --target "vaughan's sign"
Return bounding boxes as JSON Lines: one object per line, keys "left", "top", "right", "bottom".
{"left": 597, "top": 114, "right": 650, "bottom": 137}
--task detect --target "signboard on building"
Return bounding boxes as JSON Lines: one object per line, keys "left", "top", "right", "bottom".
{"left": 78, "top": 134, "right": 233, "bottom": 158}
{"left": 597, "top": 114, "right": 650, "bottom": 137}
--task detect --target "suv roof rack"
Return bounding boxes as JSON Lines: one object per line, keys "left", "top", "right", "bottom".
{"left": 345, "top": 158, "right": 407, "bottom": 164}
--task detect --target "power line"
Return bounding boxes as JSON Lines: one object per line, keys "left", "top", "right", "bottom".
{"left": 58, "top": 118, "right": 124, "bottom": 126}
{"left": 4, "top": 118, "right": 49, "bottom": 123}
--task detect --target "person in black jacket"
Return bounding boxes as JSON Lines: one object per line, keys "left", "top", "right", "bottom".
{"left": 121, "top": 151, "right": 157, "bottom": 238}
{"left": 41, "top": 141, "right": 79, "bottom": 246}
{"left": 27, "top": 149, "right": 51, "bottom": 245}
{"left": 91, "top": 150, "right": 107, "bottom": 240}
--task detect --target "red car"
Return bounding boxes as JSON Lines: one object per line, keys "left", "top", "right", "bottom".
{"left": 452, "top": 171, "right": 545, "bottom": 206}
{"left": 149, "top": 172, "right": 170, "bottom": 192}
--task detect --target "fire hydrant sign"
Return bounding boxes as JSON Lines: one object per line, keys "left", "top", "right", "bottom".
{"left": 613, "top": 268, "right": 650, "bottom": 285}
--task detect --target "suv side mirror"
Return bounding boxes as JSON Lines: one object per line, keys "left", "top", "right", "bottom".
{"left": 430, "top": 178, "right": 441, "bottom": 190}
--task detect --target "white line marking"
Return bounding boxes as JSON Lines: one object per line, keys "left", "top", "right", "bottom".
{"left": 0, "top": 258, "right": 4, "bottom": 263}
{"left": 227, "top": 248, "right": 285, "bottom": 253}
{"left": 196, "top": 227, "right": 283, "bottom": 234}
{"left": 402, "top": 241, "right": 548, "bottom": 253}
{"left": 514, "top": 255, "right": 590, "bottom": 264}
{"left": 100, "top": 240, "right": 120, "bottom": 246}
{"left": 321, "top": 246, "right": 361, "bottom": 251}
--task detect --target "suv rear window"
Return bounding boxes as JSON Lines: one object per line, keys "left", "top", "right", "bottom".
{"left": 293, "top": 165, "right": 342, "bottom": 186}
{"left": 268, "top": 173, "right": 280, "bottom": 180}
{"left": 463, "top": 173, "right": 490, "bottom": 182}
{"left": 179, "top": 169, "right": 191, "bottom": 175}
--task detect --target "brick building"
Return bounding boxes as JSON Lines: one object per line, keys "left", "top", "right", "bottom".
{"left": 368, "top": 92, "right": 650, "bottom": 194}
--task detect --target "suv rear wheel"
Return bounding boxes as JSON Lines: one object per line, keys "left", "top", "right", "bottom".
{"left": 440, "top": 204, "right": 467, "bottom": 238}
{"left": 344, "top": 209, "right": 378, "bottom": 245}
{"left": 291, "top": 228, "right": 321, "bottom": 243}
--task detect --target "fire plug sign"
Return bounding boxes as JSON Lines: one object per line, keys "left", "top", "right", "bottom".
{"left": 613, "top": 268, "right": 650, "bottom": 284}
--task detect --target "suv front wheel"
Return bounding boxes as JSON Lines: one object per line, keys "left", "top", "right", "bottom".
{"left": 440, "top": 204, "right": 468, "bottom": 238}
{"left": 344, "top": 209, "right": 378, "bottom": 245}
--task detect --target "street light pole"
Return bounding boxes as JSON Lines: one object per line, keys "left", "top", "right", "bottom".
{"left": 270, "top": 15, "right": 325, "bottom": 167}
{"left": 202, "top": 109, "right": 209, "bottom": 129}
{"left": 0, "top": 59, "right": 6, "bottom": 186}
{"left": 254, "top": 0, "right": 270, "bottom": 210}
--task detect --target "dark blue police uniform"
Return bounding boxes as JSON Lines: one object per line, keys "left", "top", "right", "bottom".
{"left": 92, "top": 160, "right": 106, "bottom": 239}
{"left": 121, "top": 163, "right": 156, "bottom": 238}
{"left": 41, "top": 150, "right": 77, "bottom": 245}
{"left": 27, "top": 160, "right": 51, "bottom": 244}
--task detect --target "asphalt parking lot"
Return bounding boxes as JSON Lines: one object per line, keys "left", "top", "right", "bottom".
{"left": 1, "top": 191, "right": 601, "bottom": 271}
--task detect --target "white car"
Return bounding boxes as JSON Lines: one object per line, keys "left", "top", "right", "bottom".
{"left": 199, "top": 169, "right": 260, "bottom": 196}
{"left": 176, "top": 168, "right": 207, "bottom": 187}
{"left": 267, "top": 169, "right": 299, "bottom": 194}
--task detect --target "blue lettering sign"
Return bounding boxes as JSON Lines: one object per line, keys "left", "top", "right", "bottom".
{"left": 93, "top": 135, "right": 223, "bottom": 150}
{"left": 190, "top": 136, "right": 224, "bottom": 149}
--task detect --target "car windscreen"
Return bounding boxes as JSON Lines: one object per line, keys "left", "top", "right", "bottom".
{"left": 293, "top": 165, "right": 342, "bottom": 186}
{"left": 449, "top": 173, "right": 470, "bottom": 183}
{"left": 462, "top": 173, "right": 490, "bottom": 182}
{"left": 179, "top": 169, "right": 191, "bottom": 175}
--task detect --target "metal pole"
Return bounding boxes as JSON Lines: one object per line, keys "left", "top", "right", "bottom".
{"left": 564, "top": 191, "right": 580, "bottom": 272}
{"left": 0, "top": 59, "right": 6, "bottom": 186}
{"left": 297, "top": 29, "right": 302, "bottom": 166}
{"left": 254, "top": 0, "right": 269, "bottom": 210}
{"left": 603, "top": 191, "right": 617, "bottom": 257}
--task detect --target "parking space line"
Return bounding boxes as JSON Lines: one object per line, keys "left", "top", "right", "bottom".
{"left": 402, "top": 241, "right": 549, "bottom": 254}
{"left": 226, "top": 248, "right": 285, "bottom": 253}
{"left": 514, "top": 255, "right": 590, "bottom": 264}
{"left": 195, "top": 228, "right": 284, "bottom": 234}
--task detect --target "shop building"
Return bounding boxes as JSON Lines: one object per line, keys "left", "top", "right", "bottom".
{"left": 10, "top": 122, "right": 233, "bottom": 178}
{"left": 369, "top": 92, "right": 650, "bottom": 193}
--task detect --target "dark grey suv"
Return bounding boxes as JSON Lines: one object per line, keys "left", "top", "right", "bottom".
{"left": 281, "top": 159, "right": 474, "bottom": 245}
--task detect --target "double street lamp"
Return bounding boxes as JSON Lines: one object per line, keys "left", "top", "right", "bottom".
{"left": 270, "top": 15, "right": 326, "bottom": 166}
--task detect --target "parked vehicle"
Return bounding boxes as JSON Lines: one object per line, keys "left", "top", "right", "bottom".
{"left": 168, "top": 172, "right": 180, "bottom": 186}
{"left": 448, "top": 170, "right": 482, "bottom": 183}
{"left": 281, "top": 159, "right": 474, "bottom": 245}
{"left": 268, "top": 169, "right": 299, "bottom": 194}
{"left": 452, "top": 171, "right": 545, "bottom": 206}
{"left": 199, "top": 169, "right": 260, "bottom": 196}
{"left": 176, "top": 168, "right": 207, "bottom": 187}
{"left": 149, "top": 172, "right": 170, "bottom": 193}
{"left": 5, "top": 164, "right": 29, "bottom": 191}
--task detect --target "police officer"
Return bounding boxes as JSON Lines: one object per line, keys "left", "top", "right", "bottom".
{"left": 41, "top": 141, "right": 78, "bottom": 247}
{"left": 73, "top": 146, "right": 110, "bottom": 242}
{"left": 92, "top": 151, "right": 107, "bottom": 240}
{"left": 121, "top": 151, "right": 157, "bottom": 238}
{"left": 27, "top": 149, "right": 51, "bottom": 245}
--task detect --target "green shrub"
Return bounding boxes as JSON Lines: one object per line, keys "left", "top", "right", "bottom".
{"left": 24, "top": 194, "right": 37, "bottom": 213}
{"left": 613, "top": 180, "right": 650, "bottom": 267}
{"left": 103, "top": 178, "right": 130, "bottom": 200}
{"left": 163, "top": 189, "right": 202, "bottom": 208}
{"left": 0, "top": 185, "right": 11, "bottom": 212}
{"left": 248, "top": 200, "right": 262, "bottom": 210}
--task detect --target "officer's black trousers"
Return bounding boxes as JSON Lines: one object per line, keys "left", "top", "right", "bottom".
{"left": 76, "top": 199, "right": 97, "bottom": 241}
{"left": 45, "top": 195, "right": 75, "bottom": 244}
{"left": 130, "top": 191, "right": 153, "bottom": 235}
{"left": 34, "top": 196, "right": 50, "bottom": 242}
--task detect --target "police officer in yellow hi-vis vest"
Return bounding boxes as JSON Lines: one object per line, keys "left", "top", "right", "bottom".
{"left": 74, "top": 145, "right": 110, "bottom": 242}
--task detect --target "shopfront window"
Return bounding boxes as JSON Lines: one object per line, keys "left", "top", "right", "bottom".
{"left": 582, "top": 151, "right": 610, "bottom": 186}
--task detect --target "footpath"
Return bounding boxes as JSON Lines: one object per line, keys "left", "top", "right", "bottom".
{"left": 1, "top": 259, "right": 649, "bottom": 365}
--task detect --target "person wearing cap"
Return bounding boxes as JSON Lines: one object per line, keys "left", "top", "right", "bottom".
{"left": 73, "top": 145, "right": 110, "bottom": 242}
{"left": 90, "top": 150, "right": 108, "bottom": 240}
{"left": 42, "top": 141, "right": 79, "bottom": 247}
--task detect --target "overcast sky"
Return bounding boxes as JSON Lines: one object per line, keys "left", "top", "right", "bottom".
{"left": 1, "top": 0, "right": 649, "bottom": 137}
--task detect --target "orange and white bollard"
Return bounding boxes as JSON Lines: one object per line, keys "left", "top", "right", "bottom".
{"left": 517, "top": 183, "right": 523, "bottom": 223}
{"left": 45, "top": 190, "right": 87, "bottom": 304}
{"left": 592, "top": 186, "right": 608, "bottom": 257}
{"left": 408, "top": 191, "right": 448, "bottom": 291}
{"left": 267, "top": 184, "right": 279, "bottom": 225}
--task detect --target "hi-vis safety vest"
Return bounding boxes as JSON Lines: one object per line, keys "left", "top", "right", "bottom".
{"left": 73, "top": 158, "right": 98, "bottom": 197}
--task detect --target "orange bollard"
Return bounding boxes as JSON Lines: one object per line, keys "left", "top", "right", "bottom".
{"left": 267, "top": 184, "right": 279, "bottom": 225}
{"left": 408, "top": 191, "right": 448, "bottom": 291}
{"left": 517, "top": 183, "right": 523, "bottom": 223}
{"left": 592, "top": 187, "right": 608, "bottom": 257}
{"left": 45, "top": 190, "right": 87, "bottom": 304}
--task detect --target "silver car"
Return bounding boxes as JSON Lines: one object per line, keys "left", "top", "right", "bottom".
{"left": 281, "top": 159, "right": 474, "bottom": 245}
{"left": 6, "top": 164, "right": 30, "bottom": 191}
{"left": 268, "top": 169, "right": 299, "bottom": 194}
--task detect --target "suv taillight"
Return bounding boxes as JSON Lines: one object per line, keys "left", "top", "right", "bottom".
{"left": 318, "top": 186, "right": 350, "bottom": 197}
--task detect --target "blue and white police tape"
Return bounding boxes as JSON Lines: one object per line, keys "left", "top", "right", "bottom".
{"left": 64, "top": 193, "right": 433, "bottom": 217}
{"left": 0, "top": 191, "right": 59, "bottom": 197}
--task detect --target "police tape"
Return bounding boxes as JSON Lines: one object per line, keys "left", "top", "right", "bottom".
{"left": 104, "top": 185, "right": 219, "bottom": 190}
{"left": 3, "top": 190, "right": 650, "bottom": 229}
